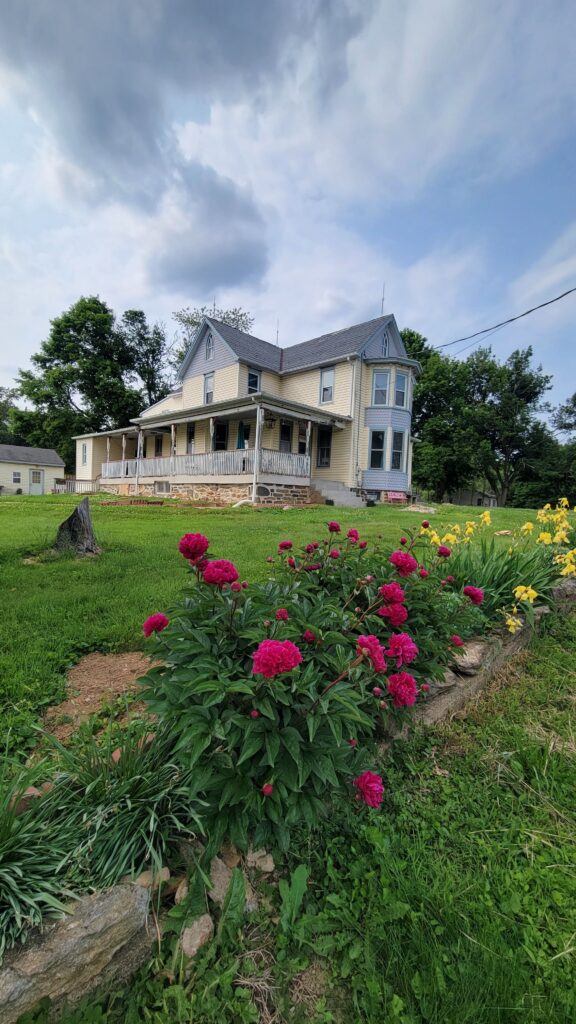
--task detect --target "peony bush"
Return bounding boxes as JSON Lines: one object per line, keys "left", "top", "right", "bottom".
{"left": 139, "top": 521, "right": 485, "bottom": 852}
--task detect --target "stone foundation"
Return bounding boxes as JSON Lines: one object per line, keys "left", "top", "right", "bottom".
{"left": 99, "top": 481, "right": 310, "bottom": 506}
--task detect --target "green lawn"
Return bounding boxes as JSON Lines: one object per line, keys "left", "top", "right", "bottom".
{"left": 1, "top": 495, "right": 531, "bottom": 751}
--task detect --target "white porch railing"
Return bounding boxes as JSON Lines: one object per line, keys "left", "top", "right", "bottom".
{"left": 101, "top": 449, "right": 310, "bottom": 480}
{"left": 53, "top": 479, "right": 100, "bottom": 493}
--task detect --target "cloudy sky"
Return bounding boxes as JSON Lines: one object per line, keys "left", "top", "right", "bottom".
{"left": 1, "top": 0, "right": 575, "bottom": 402}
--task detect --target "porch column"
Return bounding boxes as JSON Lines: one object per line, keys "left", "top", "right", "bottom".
{"left": 306, "top": 420, "right": 312, "bottom": 476}
{"left": 170, "top": 423, "right": 176, "bottom": 476}
{"left": 135, "top": 430, "right": 143, "bottom": 490}
{"left": 252, "top": 405, "right": 263, "bottom": 503}
{"left": 209, "top": 417, "right": 215, "bottom": 451}
{"left": 121, "top": 432, "right": 126, "bottom": 478}
{"left": 106, "top": 435, "right": 110, "bottom": 464}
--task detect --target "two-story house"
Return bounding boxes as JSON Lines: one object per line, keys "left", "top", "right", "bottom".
{"left": 74, "top": 313, "right": 420, "bottom": 506}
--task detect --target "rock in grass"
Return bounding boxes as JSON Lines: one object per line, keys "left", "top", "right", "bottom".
{"left": 246, "top": 848, "right": 275, "bottom": 873}
{"left": 180, "top": 914, "right": 214, "bottom": 958}
{"left": 452, "top": 641, "right": 486, "bottom": 675}
{"left": 208, "top": 856, "right": 232, "bottom": 905}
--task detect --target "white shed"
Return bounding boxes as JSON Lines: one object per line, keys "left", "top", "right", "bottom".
{"left": 0, "top": 444, "right": 65, "bottom": 495}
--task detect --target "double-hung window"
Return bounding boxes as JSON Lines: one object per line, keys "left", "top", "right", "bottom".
{"left": 372, "top": 370, "right": 389, "bottom": 406}
{"left": 154, "top": 434, "right": 163, "bottom": 457}
{"left": 320, "top": 366, "right": 335, "bottom": 404}
{"left": 395, "top": 372, "right": 407, "bottom": 407}
{"left": 247, "top": 368, "right": 260, "bottom": 394}
{"left": 186, "top": 423, "right": 195, "bottom": 454}
{"left": 213, "top": 422, "right": 228, "bottom": 451}
{"left": 369, "top": 430, "right": 385, "bottom": 469}
{"left": 391, "top": 431, "right": 405, "bottom": 471}
{"left": 298, "top": 422, "right": 307, "bottom": 455}
{"left": 81, "top": 443, "right": 87, "bottom": 466}
{"left": 317, "top": 426, "right": 332, "bottom": 467}
{"left": 12, "top": 471, "right": 21, "bottom": 483}
{"left": 204, "top": 372, "right": 214, "bottom": 405}
{"left": 205, "top": 332, "right": 214, "bottom": 361}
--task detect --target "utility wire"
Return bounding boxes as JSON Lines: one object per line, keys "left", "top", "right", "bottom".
{"left": 437, "top": 285, "right": 576, "bottom": 349}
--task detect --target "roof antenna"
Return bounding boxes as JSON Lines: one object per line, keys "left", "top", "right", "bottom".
{"left": 380, "top": 280, "right": 386, "bottom": 316}
{"left": 276, "top": 318, "right": 280, "bottom": 346}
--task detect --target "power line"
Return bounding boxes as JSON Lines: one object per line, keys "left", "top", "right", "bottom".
{"left": 437, "top": 285, "right": 576, "bottom": 350}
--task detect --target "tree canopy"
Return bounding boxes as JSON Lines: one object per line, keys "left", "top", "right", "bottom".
{"left": 13, "top": 296, "right": 170, "bottom": 469}
{"left": 170, "top": 305, "right": 254, "bottom": 370}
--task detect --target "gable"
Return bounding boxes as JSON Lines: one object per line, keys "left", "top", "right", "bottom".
{"left": 359, "top": 317, "right": 408, "bottom": 360}
{"left": 179, "top": 321, "right": 238, "bottom": 381}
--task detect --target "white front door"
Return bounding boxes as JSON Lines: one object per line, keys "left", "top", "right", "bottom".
{"left": 29, "top": 469, "right": 44, "bottom": 495}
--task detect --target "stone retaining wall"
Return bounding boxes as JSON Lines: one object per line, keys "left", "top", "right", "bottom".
{"left": 99, "top": 481, "right": 311, "bottom": 505}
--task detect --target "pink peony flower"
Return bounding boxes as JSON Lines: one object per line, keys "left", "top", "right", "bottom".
{"left": 276, "top": 608, "right": 289, "bottom": 621}
{"left": 359, "top": 540, "right": 368, "bottom": 549}
{"left": 389, "top": 550, "right": 418, "bottom": 577}
{"left": 287, "top": 557, "right": 296, "bottom": 568}
{"left": 328, "top": 521, "right": 341, "bottom": 533}
{"left": 437, "top": 545, "right": 452, "bottom": 558}
{"left": 305, "top": 543, "right": 316, "bottom": 554}
{"left": 445, "top": 575, "right": 455, "bottom": 584}
{"left": 378, "top": 603, "right": 409, "bottom": 627}
{"left": 303, "top": 629, "right": 316, "bottom": 642}
{"left": 463, "top": 585, "right": 484, "bottom": 605}
{"left": 329, "top": 549, "right": 341, "bottom": 559}
{"left": 230, "top": 581, "right": 242, "bottom": 592}
{"left": 378, "top": 582, "right": 406, "bottom": 604}
{"left": 178, "top": 533, "right": 209, "bottom": 562}
{"left": 387, "top": 671, "right": 419, "bottom": 708}
{"left": 142, "top": 613, "right": 169, "bottom": 638}
{"left": 372, "top": 686, "right": 382, "bottom": 696}
{"left": 278, "top": 540, "right": 293, "bottom": 551}
{"left": 400, "top": 536, "right": 408, "bottom": 545}
{"left": 353, "top": 770, "right": 384, "bottom": 808}
{"left": 303, "top": 563, "right": 321, "bottom": 571}
{"left": 421, "top": 683, "right": 430, "bottom": 693}
{"left": 451, "top": 634, "right": 464, "bottom": 647}
{"left": 385, "top": 633, "right": 419, "bottom": 667}
{"left": 419, "top": 568, "right": 429, "bottom": 578}
{"left": 356, "top": 634, "right": 387, "bottom": 673}
{"left": 261, "top": 783, "right": 274, "bottom": 796}
{"left": 252, "top": 639, "right": 303, "bottom": 678}
{"left": 347, "top": 528, "right": 360, "bottom": 542}
{"left": 202, "top": 559, "right": 239, "bottom": 586}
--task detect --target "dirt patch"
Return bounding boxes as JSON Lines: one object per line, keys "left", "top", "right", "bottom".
{"left": 44, "top": 652, "right": 151, "bottom": 741}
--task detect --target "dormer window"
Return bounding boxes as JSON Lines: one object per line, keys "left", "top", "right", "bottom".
{"left": 205, "top": 331, "right": 214, "bottom": 361}
{"left": 320, "top": 366, "right": 335, "bottom": 404}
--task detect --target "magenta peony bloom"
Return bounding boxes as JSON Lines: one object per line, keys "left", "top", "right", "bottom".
{"left": 142, "top": 613, "right": 169, "bottom": 638}
{"left": 389, "top": 550, "right": 418, "bottom": 577}
{"left": 437, "top": 545, "right": 452, "bottom": 558}
{"left": 378, "top": 603, "right": 409, "bottom": 627}
{"left": 451, "top": 634, "right": 464, "bottom": 646}
{"left": 276, "top": 608, "right": 289, "bottom": 621}
{"left": 463, "top": 585, "right": 484, "bottom": 605}
{"left": 329, "top": 548, "right": 340, "bottom": 559}
{"left": 422, "top": 519, "right": 430, "bottom": 528}
{"left": 359, "top": 540, "right": 368, "bottom": 549}
{"left": 378, "top": 582, "right": 406, "bottom": 604}
{"left": 385, "top": 633, "right": 419, "bottom": 667}
{"left": 303, "top": 563, "right": 321, "bottom": 571}
{"left": 328, "top": 521, "right": 341, "bottom": 533}
{"left": 356, "top": 634, "right": 387, "bottom": 673}
{"left": 230, "top": 581, "right": 242, "bottom": 592}
{"left": 387, "top": 671, "right": 419, "bottom": 708}
{"left": 202, "top": 559, "right": 239, "bottom": 586}
{"left": 347, "top": 528, "right": 360, "bottom": 542}
{"left": 261, "top": 783, "right": 274, "bottom": 796}
{"left": 353, "top": 770, "right": 384, "bottom": 808}
{"left": 305, "top": 543, "right": 316, "bottom": 554}
{"left": 400, "top": 536, "right": 408, "bottom": 545}
{"left": 287, "top": 557, "right": 296, "bottom": 568}
{"left": 278, "top": 540, "right": 293, "bottom": 551}
{"left": 302, "top": 629, "right": 316, "bottom": 642}
{"left": 419, "top": 568, "right": 429, "bottom": 578}
{"left": 252, "top": 639, "right": 303, "bottom": 678}
{"left": 178, "top": 533, "right": 209, "bottom": 562}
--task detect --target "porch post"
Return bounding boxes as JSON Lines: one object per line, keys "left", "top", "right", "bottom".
{"left": 135, "top": 430, "right": 143, "bottom": 490}
{"left": 305, "top": 420, "right": 312, "bottom": 455}
{"left": 170, "top": 423, "right": 176, "bottom": 476}
{"left": 252, "top": 405, "right": 263, "bottom": 503}
{"left": 106, "top": 435, "right": 110, "bottom": 464}
{"left": 121, "top": 432, "right": 126, "bottom": 478}
{"left": 209, "top": 417, "right": 215, "bottom": 451}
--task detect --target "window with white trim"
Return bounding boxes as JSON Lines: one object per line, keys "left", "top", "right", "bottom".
{"left": 391, "top": 431, "right": 405, "bottom": 471}
{"left": 372, "top": 370, "right": 389, "bottom": 406}
{"left": 31, "top": 471, "right": 42, "bottom": 484}
{"left": 395, "top": 372, "right": 407, "bottom": 407}
{"left": 12, "top": 471, "right": 21, "bottom": 483}
{"left": 204, "top": 372, "right": 214, "bottom": 405}
{"left": 154, "top": 434, "right": 163, "bottom": 457}
{"left": 317, "top": 426, "right": 332, "bottom": 467}
{"left": 320, "top": 366, "right": 335, "bottom": 404}
{"left": 247, "top": 368, "right": 261, "bottom": 394}
{"left": 369, "top": 430, "right": 385, "bottom": 469}
{"left": 298, "top": 422, "right": 307, "bottom": 455}
{"left": 205, "top": 332, "right": 214, "bottom": 361}
{"left": 81, "top": 443, "right": 87, "bottom": 466}
{"left": 381, "top": 330, "right": 389, "bottom": 356}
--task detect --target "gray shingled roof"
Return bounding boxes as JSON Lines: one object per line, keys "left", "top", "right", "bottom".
{"left": 0, "top": 444, "right": 64, "bottom": 467}
{"left": 208, "top": 314, "right": 393, "bottom": 373}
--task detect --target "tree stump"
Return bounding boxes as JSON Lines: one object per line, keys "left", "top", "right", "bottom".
{"left": 55, "top": 498, "right": 100, "bottom": 555}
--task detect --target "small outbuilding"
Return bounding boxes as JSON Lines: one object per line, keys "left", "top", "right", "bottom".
{"left": 0, "top": 444, "right": 65, "bottom": 495}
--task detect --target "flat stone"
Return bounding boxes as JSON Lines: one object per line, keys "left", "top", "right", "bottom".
{"left": 0, "top": 885, "right": 150, "bottom": 1024}
{"left": 246, "top": 848, "right": 275, "bottom": 873}
{"left": 10, "top": 786, "right": 42, "bottom": 816}
{"left": 220, "top": 842, "right": 242, "bottom": 869}
{"left": 134, "top": 866, "right": 170, "bottom": 889}
{"left": 180, "top": 914, "right": 214, "bottom": 958}
{"left": 208, "top": 856, "right": 232, "bottom": 905}
{"left": 174, "top": 878, "right": 189, "bottom": 905}
{"left": 452, "top": 641, "right": 487, "bottom": 675}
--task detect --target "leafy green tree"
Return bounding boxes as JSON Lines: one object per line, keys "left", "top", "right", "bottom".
{"left": 118, "top": 309, "right": 170, "bottom": 407}
{"left": 510, "top": 430, "right": 576, "bottom": 507}
{"left": 171, "top": 305, "right": 254, "bottom": 370}
{"left": 0, "top": 387, "right": 24, "bottom": 444}
{"left": 552, "top": 392, "right": 576, "bottom": 435}
{"left": 13, "top": 296, "right": 159, "bottom": 469}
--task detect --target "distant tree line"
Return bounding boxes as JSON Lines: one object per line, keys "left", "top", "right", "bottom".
{"left": 401, "top": 329, "right": 576, "bottom": 507}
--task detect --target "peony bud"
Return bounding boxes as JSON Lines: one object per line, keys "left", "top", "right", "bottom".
{"left": 373, "top": 686, "right": 382, "bottom": 697}
{"left": 261, "top": 783, "right": 274, "bottom": 796}
{"left": 250, "top": 709, "right": 260, "bottom": 719}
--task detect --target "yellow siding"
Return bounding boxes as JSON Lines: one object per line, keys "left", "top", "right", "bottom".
{"left": 139, "top": 392, "right": 184, "bottom": 420}
{"left": 280, "top": 361, "right": 354, "bottom": 416}
{"left": 238, "top": 363, "right": 281, "bottom": 397}
{"left": 0, "top": 461, "right": 63, "bottom": 495}
{"left": 182, "top": 364, "right": 240, "bottom": 408}
{"left": 310, "top": 425, "right": 354, "bottom": 486}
